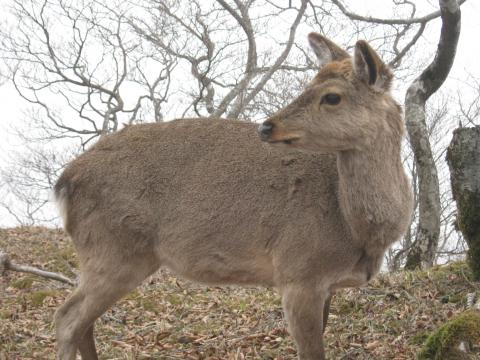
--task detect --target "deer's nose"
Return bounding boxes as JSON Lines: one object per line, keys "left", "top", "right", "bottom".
{"left": 258, "top": 121, "right": 274, "bottom": 141}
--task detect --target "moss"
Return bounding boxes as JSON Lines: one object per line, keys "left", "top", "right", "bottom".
{"left": 412, "top": 262, "right": 472, "bottom": 287}
{"left": 454, "top": 189, "right": 480, "bottom": 280}
{"left": 410, "top": 331, "right": 429, "bottom": 346}
{"left": 418, "top": 310, "right": 480, "bottom": 359}
{"left": 29, "top": 290, "right": 59, "bottom": 307}
{"left": 438, "top": 261, "right": 470, "bottom": 275}
{"left": 468, "top": 242, "right": 480, "bottom": 281}
{"left": 10, "top": 276, "right": 35, "bottom": 289}
{"left": 434, "top": 262, "right": 472, "bottom": 282}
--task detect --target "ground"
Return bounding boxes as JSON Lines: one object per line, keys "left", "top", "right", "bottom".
{"left": 0, "top": 227, "right": 479, "bottom": 359}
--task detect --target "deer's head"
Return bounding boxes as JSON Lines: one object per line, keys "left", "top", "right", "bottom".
{"left": 259, "top": 33, "right": 401, "bottom": 152}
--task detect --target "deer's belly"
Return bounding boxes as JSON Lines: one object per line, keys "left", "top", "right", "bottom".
{"left": 161, "top": 250, "right": 275, "bottom": 287}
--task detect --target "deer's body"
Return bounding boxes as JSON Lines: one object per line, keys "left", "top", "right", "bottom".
{"left": 54, "top": 35, "right": 413, "bottom": 360}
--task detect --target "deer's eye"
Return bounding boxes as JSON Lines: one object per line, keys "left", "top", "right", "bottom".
{"left": 321, "top": 93, "right": 341, "bottom": 105}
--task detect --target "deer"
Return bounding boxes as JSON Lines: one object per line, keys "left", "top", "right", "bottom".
{"left": 53, "top": 33, "right": 413, "bottom": 360}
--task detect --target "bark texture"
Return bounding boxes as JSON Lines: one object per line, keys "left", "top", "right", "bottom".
{"left": 447, "top": 127, "right": 480, "bottom": 280}
{"left": 404, "top": 0, "right": 461, "bottom": 269}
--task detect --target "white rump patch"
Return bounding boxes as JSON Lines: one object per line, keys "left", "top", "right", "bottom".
{"left": 54, "top": 187, "right": 69, "bottom": 229}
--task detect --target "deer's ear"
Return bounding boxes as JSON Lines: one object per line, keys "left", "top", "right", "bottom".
{"left": 308, "top": 33, "right": 349, "bottom": 67}
{"left": 353, "top": 40, "right": 393, "bottom": 91}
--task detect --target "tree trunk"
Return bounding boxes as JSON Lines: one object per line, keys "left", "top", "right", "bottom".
{"left": 447, "top": 127, "right": 480, "bottom": 280}
{"left": 404, "top": 91, "right": 441, "bottom": 269}
{"left": 404, "top": 0, "right": 461, "bottom": 270}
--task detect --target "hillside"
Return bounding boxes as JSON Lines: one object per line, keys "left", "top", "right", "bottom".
{"left": 1, "top": 227, "right": 479, "bottom": 359}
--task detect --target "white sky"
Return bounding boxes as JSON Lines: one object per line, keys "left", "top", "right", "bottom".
{"left": 0, "top": 0, "right": 479, "bottom": 226}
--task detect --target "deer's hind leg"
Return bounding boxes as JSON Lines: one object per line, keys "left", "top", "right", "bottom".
{"left": 55, "top": 233, "right": 159, "bottom": 360}
{"left": 281, "top": 283, "right": 329, "bottom": 360}
{"left": 322, "top": 293, "right": 333, "bottom": 334}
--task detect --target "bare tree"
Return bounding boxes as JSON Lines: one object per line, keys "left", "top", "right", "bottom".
{"left": 0, "top": 138, "right": 74, "bottom": 226}
{"left": 0, "top": 0, "right": 177, "bottom": 224}
{"left": 404, "top": 0, "right": 462, "bottom": 269}
{"left": 1, "top": 0, "right": 175, "bottom": 148}
{"left": 128, "top": 0, "right": 309, "bottom": 120}
{"left": 457, "top": 75, "right": 480, "bottom": 127}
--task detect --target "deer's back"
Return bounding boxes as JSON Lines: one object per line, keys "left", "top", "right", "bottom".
{"left": 57, "top": 119, "right": 350, "bottom": 285}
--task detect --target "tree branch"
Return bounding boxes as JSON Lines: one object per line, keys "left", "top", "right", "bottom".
{"left": 330, "top": 0, "right": 466, "bottom": 25}
{"left": 416, "top": 0, "right": 462, "bottom": 101}
{"left": 0, "top": 250, "right": 76, "bottom": 286}
{"left": 225, "top": 0, "right": 308, "bottom": 119}
{"left": 388, "top": 22, "right": 426, "bottom": 68}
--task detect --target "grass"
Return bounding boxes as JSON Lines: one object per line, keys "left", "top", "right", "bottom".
{"left": 1, "top": 227, "right": 480, "bottom": 359}
{"left": 419, "top": 310, "right": 480, "bottom": 359}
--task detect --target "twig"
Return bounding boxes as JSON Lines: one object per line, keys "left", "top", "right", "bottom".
{"left": 0, "top": 250, "right": 76, "bottom": 286}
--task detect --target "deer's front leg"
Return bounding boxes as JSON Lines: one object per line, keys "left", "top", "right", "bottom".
{"left": 281, "top": 284, "right": 329, "bottom": 360}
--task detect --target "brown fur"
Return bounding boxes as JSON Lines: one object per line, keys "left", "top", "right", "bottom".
{"left": 54, "top": 34, "right": 413, "bottom": 360}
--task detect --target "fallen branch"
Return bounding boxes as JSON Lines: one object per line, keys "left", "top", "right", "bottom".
{"left": 0, "top": 250, "right": 76, "bottom": 286}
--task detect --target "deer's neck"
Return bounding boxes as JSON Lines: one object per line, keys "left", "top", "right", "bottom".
{"left": 336, "top": 140, "right": 411, "bottom": 255}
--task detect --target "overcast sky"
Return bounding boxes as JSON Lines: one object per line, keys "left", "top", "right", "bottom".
{"left": 0, "top": 0, "right": 479, "bottom": 226}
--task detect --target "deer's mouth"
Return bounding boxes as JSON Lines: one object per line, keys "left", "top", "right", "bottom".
{"left": 268, "top": 136, "right": 301, "bottom": 145}
{"left": 266, "top": 130, "right": 303, "bottom": 145}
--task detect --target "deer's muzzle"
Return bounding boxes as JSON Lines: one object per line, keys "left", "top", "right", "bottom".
{"left": 258, "top": 120, "right": 302, "bottom": 145}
